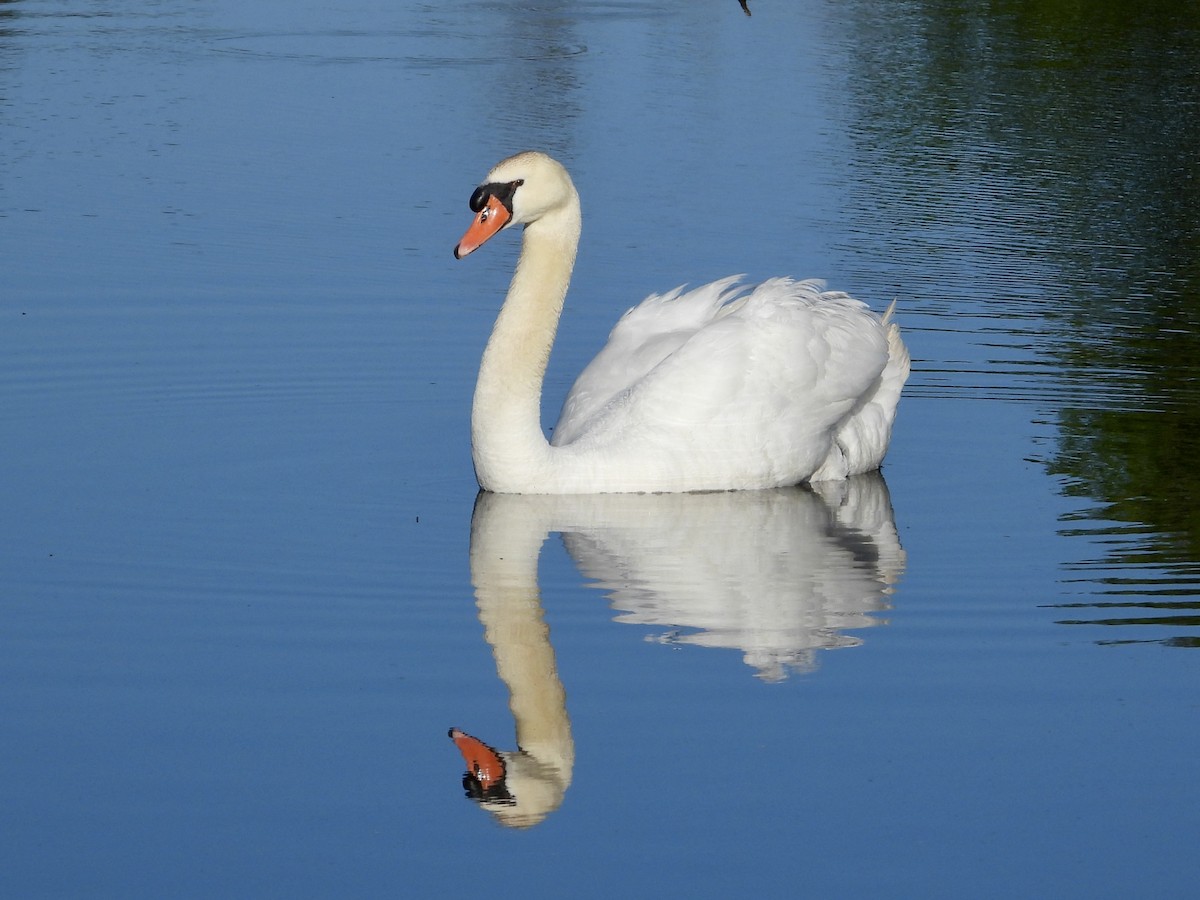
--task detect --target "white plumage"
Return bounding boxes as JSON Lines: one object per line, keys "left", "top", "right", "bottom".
{"left": 454, "top": 151, "right": 909, "bottom": 494}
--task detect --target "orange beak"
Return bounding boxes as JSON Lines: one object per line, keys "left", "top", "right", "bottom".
{"left": 449, "top": 728, "right": 506, "bottom": 786}
{"left": 453, "top": 195, "right": 511, "bottom": 259}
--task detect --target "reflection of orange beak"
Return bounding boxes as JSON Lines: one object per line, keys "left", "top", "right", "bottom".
{"left": 453, "top": 195, "right": 511, "bottom": 259}
{"left": 449, "top": 728, "right": 506, "bottom": 786}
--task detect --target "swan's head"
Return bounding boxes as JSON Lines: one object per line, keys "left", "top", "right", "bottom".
{"left": 453, "top": 151, "right": 578, "bottom": 259}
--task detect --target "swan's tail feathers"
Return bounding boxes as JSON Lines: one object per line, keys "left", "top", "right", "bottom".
{"left": 882, "top": 298, "right": 899, "bottom": 325}
{"left": 883, "top": 300, "right": 910, "bottom": 388}
{"left": 814, "top": 300, "right": 911, "bottom": 481}
{"left": 877, "top": 301, "right": 910, "bottom": 426}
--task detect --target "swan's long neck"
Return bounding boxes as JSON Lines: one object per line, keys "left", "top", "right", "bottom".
{"left": 472, "top": 201, "right": 580, "bottom": 493}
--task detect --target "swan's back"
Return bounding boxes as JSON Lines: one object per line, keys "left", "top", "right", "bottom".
{"left": 549, "top": 277, "right": 908, "bottom": 490}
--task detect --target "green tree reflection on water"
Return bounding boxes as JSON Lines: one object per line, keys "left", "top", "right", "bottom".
{"left": 1014, "top": 0, "right": 1200, "bottom": 641}
{"left": 838, "top": 0, "right": 1200, "bottom": 642}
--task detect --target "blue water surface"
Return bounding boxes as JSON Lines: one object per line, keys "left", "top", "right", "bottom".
{"left": 2, "top": 1, "right": 1198, "bottom": 897}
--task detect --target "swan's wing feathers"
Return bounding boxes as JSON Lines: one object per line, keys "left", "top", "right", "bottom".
{"left": 552, "top": 276, "right": 748, "bottom": 445}
{"left": 610, "top": 275, "right": 746, "bottom": 332}
{"left": 557, "top": 277, "right": 895, "bottom": 484}
{"left": 649, "top": 281, "right": 891, "bottom": 429}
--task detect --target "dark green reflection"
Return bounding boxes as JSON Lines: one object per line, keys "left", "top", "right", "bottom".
{"left": 837, "top": 0, "right": 1200, "bottom": 640}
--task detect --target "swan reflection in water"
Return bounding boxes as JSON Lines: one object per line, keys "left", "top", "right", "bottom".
{"left": 450, "top": 473, "right": 905, "bottom": 826}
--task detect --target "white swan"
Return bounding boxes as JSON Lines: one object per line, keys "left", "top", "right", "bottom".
{"left": 454, "top": 151, "right": 910, "bottom": 494}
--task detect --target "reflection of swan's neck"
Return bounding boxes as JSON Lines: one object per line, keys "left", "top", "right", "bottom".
{"left": 471, "top": 204, "right": 580, "bottom": 493}
{"left": 475, "top": 577, "right": 573, "bottom": 778}
{"left": 468, "top": 494, "right": 575, "bottom": 824}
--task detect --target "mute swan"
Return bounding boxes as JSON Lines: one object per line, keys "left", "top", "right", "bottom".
{"left": 454, "top": 151, "right": 909, "bottom": 494}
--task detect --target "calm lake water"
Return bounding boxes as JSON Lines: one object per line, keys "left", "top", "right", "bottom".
{"left": 3, "top": 0, "right": 1199, "bottom": 896}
